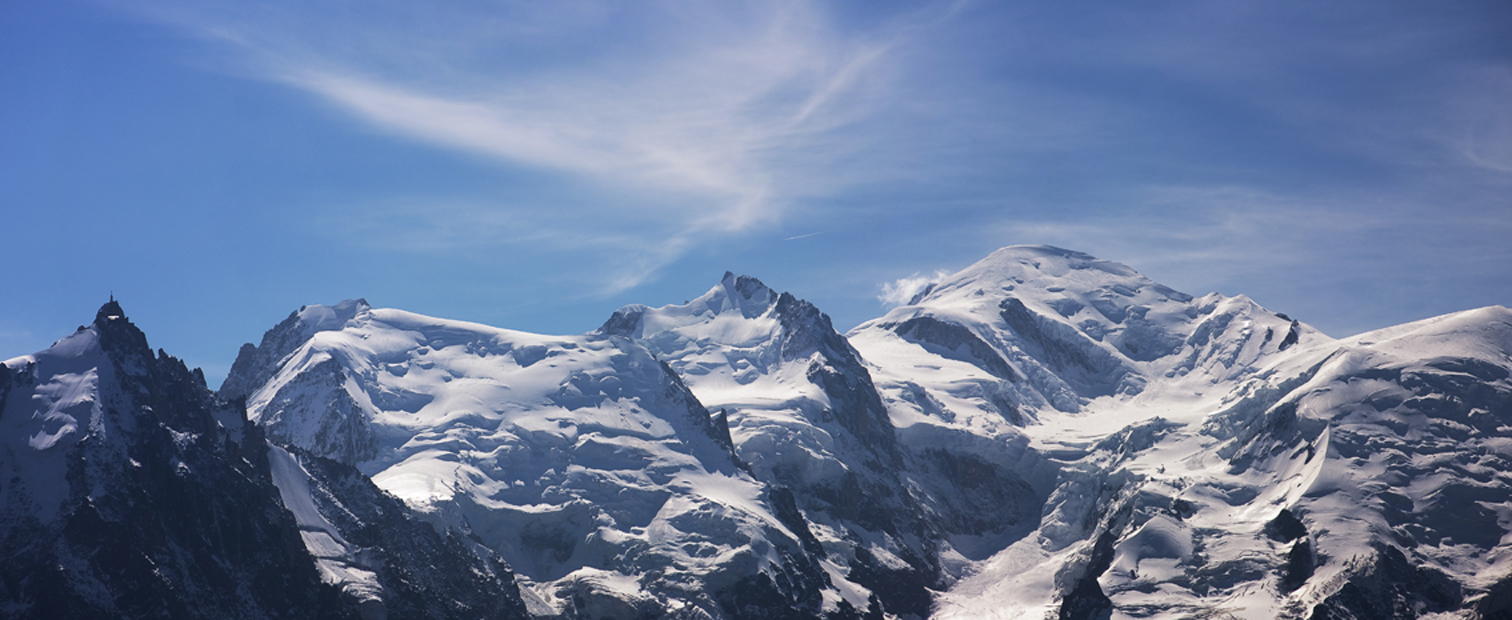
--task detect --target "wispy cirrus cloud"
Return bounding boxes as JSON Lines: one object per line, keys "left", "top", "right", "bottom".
{"left": 121, "top": 0, "right": 1511, "bottom": 318}
{"left": 129, "top": 0, "right": 927, "bottom": 294}
{"left": 146, "top": 0, "right": 899, "bottom": 228}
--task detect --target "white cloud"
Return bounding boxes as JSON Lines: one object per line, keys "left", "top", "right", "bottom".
{"left": 120, "top": 0, "right": 1511, "bottom": 311}
{"left": 879, "top": 270, "right": 950, "bottom": 308}
{"left": 130, "top": 0, "right": 929, "bottom": 294}
{"left": 151, "top": 0, "right": 899, "bottom": 232}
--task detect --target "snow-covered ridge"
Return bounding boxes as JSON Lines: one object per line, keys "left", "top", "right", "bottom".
{"left": 12, "top": 244, "right": 1500, "bottom": 618}
{"left": 2, "top": 323, "right": 114, "bottom": 521}
{"left": 226, "top": 299, "right": 846, "bottom": 618}
{"left": 220, "top": 244, "right": 1512, "bottom": 619}
{"left": 885, "top": 247, "right": 1512, "bottom": 619}
{"left": 221, "top": 298, "right": 370, "bottom": 402}
{"left": 600, "top": 271, "right": 1052, "bottom": 617}
{"left": 854, "top": 245, "right": 1327, "bottom": 413}
{"left": 598, "top": 271, "right": 897, "bottom": 473}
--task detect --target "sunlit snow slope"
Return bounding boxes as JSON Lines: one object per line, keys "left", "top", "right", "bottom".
{"left": 600, "top": 272, "right": 1052, "bottom": 617}
{"left": 215, "top": 244, "right": 1512, "bottom": 620}
{"left": 847, "top": 246, "right": 1512, "bottom": 620}
{"left": 224, "top": 301, "right": 850, "bottom": 619}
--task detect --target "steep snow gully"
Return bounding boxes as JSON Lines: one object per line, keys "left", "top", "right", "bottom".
{"left": 4, "top": 245, "right": 1511, "bottom": 619}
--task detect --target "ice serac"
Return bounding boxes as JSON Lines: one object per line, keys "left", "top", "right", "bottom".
{"left": 231, "top": 301, "right": 843, "bottom": 619}
{"left": 600, "top": 272, "right": 1048, "bottom": 618}
{"left": 0, "top": 301, "right": 353, "bottom": 619}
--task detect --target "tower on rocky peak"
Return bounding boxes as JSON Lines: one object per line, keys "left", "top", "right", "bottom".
{"left": 96, "top": 298, "right": 126, "bottom": 324}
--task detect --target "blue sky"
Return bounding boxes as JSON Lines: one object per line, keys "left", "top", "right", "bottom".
{"left": 3, "top": 0, "right": 1509, "bottom": 385}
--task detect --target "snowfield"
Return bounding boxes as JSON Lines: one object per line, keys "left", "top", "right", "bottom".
{"left": 858, "top": 247, "right": 1512, "bottom": 619}
{"left": 227, "top": 246, "right": 1512, "bottom": 619}
{"left": 226, "top": 301, "right": 840, "bottom": 618}
{"left": 5, "top": 245, "right": 1507, "bottom": 619}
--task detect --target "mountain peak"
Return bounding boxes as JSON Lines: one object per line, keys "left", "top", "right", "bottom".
{"left": 853, "top": 244, "right": 1324, "bottom": 412}
{"left": 296, "top": 298, "right": 370, "bottom": 333}
{"left": 901, "top": 245, "right": 1187, "bottom": 312}
{"left": 972, "top": 244, "right": 1143, "bottom": 283}
{"left": 715, "top": 272, "right": 777, "bottom": 317}
{"left": 94, "top": 298, "right": 126, "bottom": 325}
{"left": 89, "top": 298, "right": 157, "bottom": 376}
{"left": 988, "top": 244, "right": 1099, "bottom": 261}
{"left": 596, "top": 274, "right": 776, "bottom": 339}
{"left": 220, "top": 298, "right": 372, "bottom": 399}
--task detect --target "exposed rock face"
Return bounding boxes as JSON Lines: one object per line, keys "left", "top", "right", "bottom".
{"left": 0, "top": 302, "right": 531, "bottom": 620}
{"left": 0, "top": 302, "right": 354, "bottom": 619}
{"left": 270, "top": 446, "right": 530, "bottom": 620}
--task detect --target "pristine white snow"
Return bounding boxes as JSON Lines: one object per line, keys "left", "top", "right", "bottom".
{"left": 849, "top": 246, "right": 1512, "bottom": 619}
{"left": 605, "top": 273, "right": 859, "bottom": 489}
{"left": 224, "top": 244, "right": 1512, "bottom": 618}
{"left": 240, "top": 303, "right": 823, "bottom": 616}
{"left": 603, "top": 271, "right": 1060, "bottom": 611}
{"left": 598, "top": 273, "right": 903, "bottom": 610}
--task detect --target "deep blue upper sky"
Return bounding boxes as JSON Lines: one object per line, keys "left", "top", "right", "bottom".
{"left": 3, "top": 0, "right": 1510, "bottom": 385}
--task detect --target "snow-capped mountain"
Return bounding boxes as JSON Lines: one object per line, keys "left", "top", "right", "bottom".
{"left": 222, "top": 301, "right": 851, "bottom": 619}
{"left": 850, "top": 246, "right": 1327, "bottom": 420}
{"left": 599, "top": 272, "right": 1050, "bottom": 617}
{"left": 267, "top": 444, "right": 530, "bottom": 619}
{"left": 0, "top": 301, "right": 348, "bottom": 618}
{"left": 0, "top": 301, "right": 528, "bottom": 619}
{"left": 843, "top": 246, "right": 1512, "bottom": 619}
{"left": 6, "top": 244, "right": 1509, "bottom": 619}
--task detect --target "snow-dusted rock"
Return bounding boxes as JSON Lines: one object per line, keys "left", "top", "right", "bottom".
{"left": 0, "top": 301, "right": 350, "bottom": 618}
{"left": 0, "top": 301, "right": 529, "bottom": 619}
{"left": 269, "top": 444, "right": 530, "bottom": 619}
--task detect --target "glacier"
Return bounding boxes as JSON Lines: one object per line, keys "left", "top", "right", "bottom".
{"left": 222, "top": 300, "right": 842, "bottom": 618}
{"left": 853, "top": 247, "right": 1512, "bottom": 620}
{"left": 598, "top": 272, "right": 1050, "bottom": 616}
{"left": 3, "top": 244, "right": 1510, "bottom": 619}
